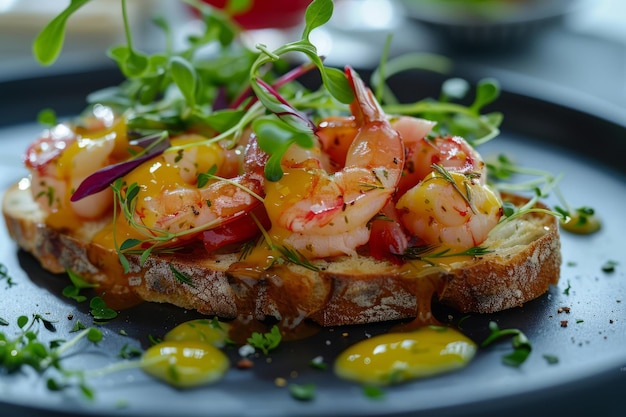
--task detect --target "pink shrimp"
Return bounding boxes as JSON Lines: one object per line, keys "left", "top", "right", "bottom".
{"left": 396, "top": 169, "right": 502, "bottom": 250}
{"left": 263, "top": 66, "right": 404, "bottom": 258}
{"left": 129, "top": 134, "right": 268, "bottom": 237}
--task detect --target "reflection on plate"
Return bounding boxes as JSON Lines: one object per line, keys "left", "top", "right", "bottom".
{"left": 0, "top": 72, "right": 625, "bottom": 417}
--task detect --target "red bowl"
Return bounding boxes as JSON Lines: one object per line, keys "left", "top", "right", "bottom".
{"left": 201, "top": 0, "right": 312, "bottom": 29}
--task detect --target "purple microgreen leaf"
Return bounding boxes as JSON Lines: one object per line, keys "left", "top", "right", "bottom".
{"left": 254, "top": 78, "right": 316, "bottom": 133}
{"left": 70, "top": 132, "right": 170, "bottom": 202}
{"left": 233, "top": 61, "right": 318, "bottom": 110}
{"left": 213, "top": 86, "right": 229, "bottom": 111}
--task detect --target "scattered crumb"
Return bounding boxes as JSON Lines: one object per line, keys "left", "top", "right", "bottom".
{"left": 557, "top": 306, "right": 571, "bottom": 314}
{"left": 67, "top": 313, "right": 73, "bottom": 320}
{"left": 610, "top": 319, "right": 614, "bottom": 324}
{"left": 560, "top": 320, "right": 568, "bottom": 328}
{"left": 236, "top": 358, "right": 254, "bottom": 369}
{"left": 325, "top": 340, "right": 331, "bottom": 346}
{"left": 290, "top": 370, "right": 298, "bottom": 378}
{"left": 275, "top": 377, "right": 287, "bottom": 387}
{"left": 266, "top": 357, "right": 272, "bottom": 364}
{"left": 342, "top": 332, "right": 349, "bottom": 337}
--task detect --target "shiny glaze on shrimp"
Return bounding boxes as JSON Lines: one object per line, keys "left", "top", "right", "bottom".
{"left": 393, "top": 117, "right": 486, "bottom": 196}
{"left": 317, "top": 112, "right": 494, "bottom": 256}
{"left": 129, "top": 134, "right": 268, "bottom": 237}
{"left": 24, "top": 105, "right": 128, "bottom": 220}
{"left": 263, "top": 66, "right": 404, "bottom": 258}
{"left": 396, "top": 170, "right": 502, "bottom": 250}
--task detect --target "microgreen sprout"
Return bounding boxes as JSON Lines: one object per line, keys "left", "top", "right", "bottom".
{"left": 601, "top": 260, "right": 618, "bottom": 273}
{"left": 62, "top": 269, "right": 98, "bottom": 302}
{"left": 89, "top": 297, "right": 118, "bottom": 324}
{"left": 382, "top": 77, "right": 502, "bottom": 146}
{"left": 288, "top": 383, "right": 316, "bottom": 401}
{"left": 246, "top": 325, "right": 282, "bottom": 355}
{"left": 481, "top": 321, "right": 532, "bottom": 367}
{"left": 0, "top": 262, "right": 16, "bottom": 288}
{"left": 484, "top": 154, "right": 566, "bottom": 233}
{"left": 0, "top": 314, "right": 103, "bottom": 398}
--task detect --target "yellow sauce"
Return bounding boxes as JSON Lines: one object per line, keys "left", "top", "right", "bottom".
{"left": 263, "top": 169, "right": 317, "bottom": 225}
{"left": 334, "top": 326, "right": 476, "bottom": 385}
{"left": 560, "top": 210, "right": 601, "bottom": 234}
{"left": 141, "top": 340, "right": 229, "bottom": 388}
{"left": 164, "top": 318, "right": 231, "bottom": 348}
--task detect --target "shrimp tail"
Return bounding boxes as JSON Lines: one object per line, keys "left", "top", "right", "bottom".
{"left": 345, "top": 66, "right": 385, "bottom": 125}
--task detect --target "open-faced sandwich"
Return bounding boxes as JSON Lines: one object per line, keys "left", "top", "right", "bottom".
{"left": 2, "top": 0, "right": 562, "bottom": 333}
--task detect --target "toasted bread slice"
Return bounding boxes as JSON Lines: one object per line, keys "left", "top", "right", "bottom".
{"left": 2, "top": 181, "right": 561, "bottom": 326}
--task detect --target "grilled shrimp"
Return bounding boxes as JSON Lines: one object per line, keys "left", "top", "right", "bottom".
{"left": 396, "top": 169, "right": 502, "bottom": 250}
{"left": 392, "top": 116, "right": 486, "bottom": 195}
{"left": 24, "top": 106, "right": 126, "bottom": 219}
{"left": 263, "top": 66, "right": 404, "bottom": 258}
{"left": 129, "top": 134, "right": 268, "bottom": 237}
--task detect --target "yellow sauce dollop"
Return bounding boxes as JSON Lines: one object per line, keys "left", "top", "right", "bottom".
{"left": 560, "top": 208, "right": 601, "bottom": 234}
{"left": 141, "top": 319, "right": 232, "bottom": 388}
{"left": 334, "top": 326, "right": 476, "bottom": 385}
{"left": 164, "top": 318, "right": 231, "bottom": 348}
{"left": 141, "top": 340, "right": 229, "bottom": 388}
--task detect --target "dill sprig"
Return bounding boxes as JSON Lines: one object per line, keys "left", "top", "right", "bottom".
{"left": 430, "top": 164, "right": 478, "bottom": 214}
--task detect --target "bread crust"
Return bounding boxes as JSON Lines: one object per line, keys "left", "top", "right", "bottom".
{"left": 2, "top": 183, "right": 561, "bottom": 326}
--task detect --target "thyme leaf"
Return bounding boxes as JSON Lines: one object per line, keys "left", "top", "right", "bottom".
{"left": 169, "top": 265, "right": 195, "bottom": 287}
{"left": 403, "top": 244, "right": 493, "bottom": 264}
{"left": 430, "top": 164, "right": 477, "bottom": 214}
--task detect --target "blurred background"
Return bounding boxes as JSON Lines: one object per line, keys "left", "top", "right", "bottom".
{"left": 0, "top": 0, "right": 624, "bottom": 123}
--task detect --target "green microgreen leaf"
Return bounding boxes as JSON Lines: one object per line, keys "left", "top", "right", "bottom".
{"left": 118, "top": 343, "right": 143, "bottom": 359}
{"left": 17, "top": 315, "right": 29, "bottom": 329}
{"left": 253, "top": 116, "right": 314, "bottom": 181}
{"left": 70, "top": 320, "right": 87, "bottom": 333}
{"left": 543, "top": 354, "right": 559, "bottom": 365}
{"left": 288, "top": 383, "right": 316, "bottom": 401}
{"left": 562, "top": 280, "right": 571, "bottom": 295}
{"left": 481, "top": 321, "right": 532, "bottom": 367}
{"left": 37, "top": 108, "right": 58, "bottom": 126}
{"left": 246, "top": 325, "right": 282, "bottom": 355}
{"left": 602, "top": 260, "right": 618, "bottom": 273}
{"left": 32, "top": 0, "right": 91, "bottom": 65}
{"left": 170, "top": 55, "right": 198, "bottom": 111}
{"left": 197, "top": 164, "right": 218, "bottom": 188}
{"left": 62, "top": 270, "right": 98, "bottom": 302}
{"left": 363, "top": 385, "right": 386, "bottom": 400}
{"left": 89, "top": 297, "right": 118, "bottom": 323}
{"left": 0, "top": 263, "right": 16, "bottom": 288}
{"left": 470, "top": 78, "right": 500, "bottom": 113}
{"left": 87, "top": 328, "right": 103, "bottom": 343}
{"left": 302, "top": 0, "right": 333, "bottom": 41}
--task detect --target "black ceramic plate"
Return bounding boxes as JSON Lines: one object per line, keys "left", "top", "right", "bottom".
{"left": 0, "top": 70, "right": 625, "bottom": 417}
